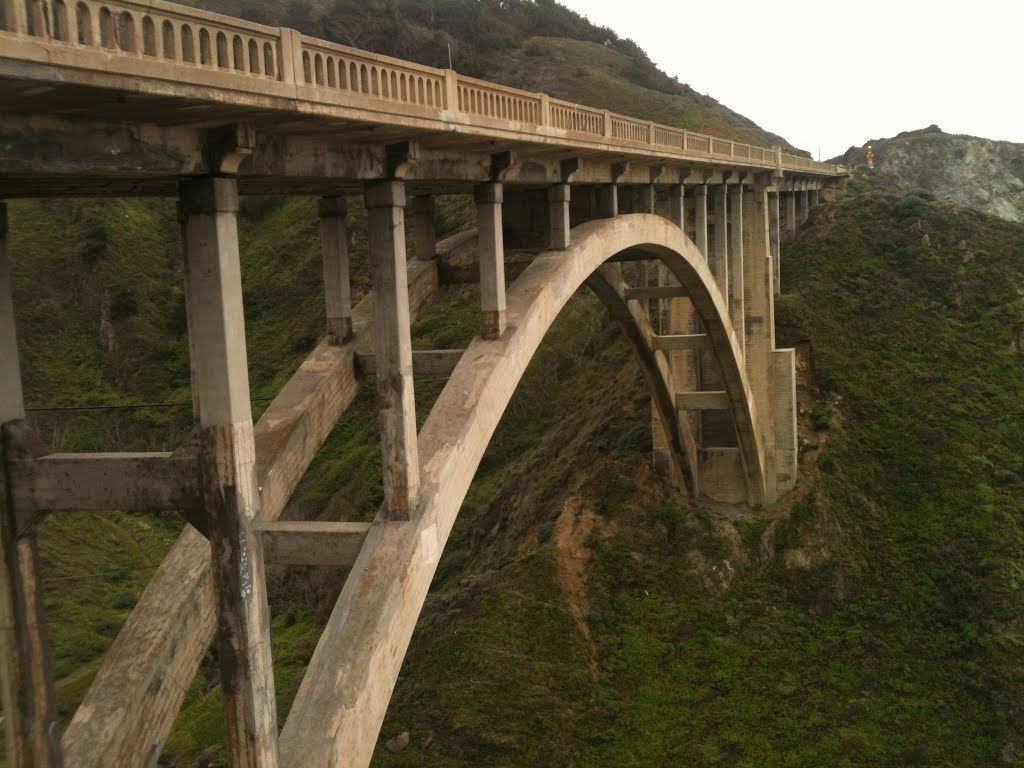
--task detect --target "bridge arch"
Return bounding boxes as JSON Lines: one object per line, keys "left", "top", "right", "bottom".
{"left": 279, "top": 213, "right": 767, "bottom": 765}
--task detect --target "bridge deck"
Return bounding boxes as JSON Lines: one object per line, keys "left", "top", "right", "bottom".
{"left": 0, "top": 0, "right": 841, "bottom": 197}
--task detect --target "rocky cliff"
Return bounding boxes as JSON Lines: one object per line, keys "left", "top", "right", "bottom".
{"left": 837, "top": 126, "right": 1024, "bottom": 222}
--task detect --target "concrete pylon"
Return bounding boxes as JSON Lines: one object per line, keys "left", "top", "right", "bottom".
{"left": 693, "top": 184, "right": 708, "bottom": 259}
{"left": 0, "top": 203, "right": 63, "bottom": 768}
{"left": 596, "top": 184, "right": 617, "bottom": 218}
{"left": 768, "top": 190, "right": 781, "bottom": 296}
{"left": 365, "top": 181, "right": 419, "bottom": 520}
{"left": 711, "top": 183, "right": 728, "bottom": 299}
{"left": 548, "top": 184, "right": 571, "bottom": 249}
{"left": 741, "top": 179, "right": 778, "bottom": 504}
{"left": 475, "top": 182, "right": 506, "bottom": 340}
{"left": 179, "top": 177, "right": 280, "bottom": 768}
{"left": 798, "top": 189, "right": 809, "bottom": 225}
{"left": 728, "top": 184, "right": 745, "bottom": 361}
{"left": 785, "top": 191, "right": 797, "bottom": 238}
{"left": 318, "top": 196, "right": 352, "bottom": 344}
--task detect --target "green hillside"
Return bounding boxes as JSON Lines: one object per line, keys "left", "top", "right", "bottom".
{"left": 3, "top": 2, "right": 1024, "bottom": 765}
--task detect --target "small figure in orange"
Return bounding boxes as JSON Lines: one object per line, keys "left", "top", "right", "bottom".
{"left": 866, "top": 145, "right": 875, "bottom": 169}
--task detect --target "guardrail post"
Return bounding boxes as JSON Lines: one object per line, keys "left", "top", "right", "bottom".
{"left": 539, "top": 93, "right": 549, "bottom": 126}
{"left": 278, "top": 27, "right": 303, "bottom": 86}
{"left": 603, "top": 110, "right": 612, "bottom": 138}
{"left": 444, "top": 69, "right": 459, "bottom": 112}
{"left": 2, "top": 0, "right": 28, "bottom": 34}
{"left": 649, "top": 121, "right": 656, "bottom": 145}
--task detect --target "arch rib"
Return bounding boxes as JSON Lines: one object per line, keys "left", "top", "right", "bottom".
{"left": 279, "top": 214, "right": 766, "bottom": 766}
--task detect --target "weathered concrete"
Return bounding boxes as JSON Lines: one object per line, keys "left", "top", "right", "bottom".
{"left": 180, "top": 177, "right": 280, "bottom": 768}
{"left": 694, "top": 184, "right": 709, "bottom": 258}
{"left": 711, "top": 183, "right": 728, "bottom": 297}
{"left": 355, "top": 349, "right": 464, "bottom": 377}
{"left": 259, "top": 521, "right": 370, "bottom": 567}
{"left": 768, "top": 189, "right": 781, "bottom": 297}
{"left": 728, "top": 184, "right": 745, "bottom": 360}
{"left": 278, "top": 214, "right": 763, "bottom": 768}
{"left": 60, "top": 259, "right": 439, "bottom": 768}
{"left": 319, "top": 196, "right": 353, "bottom": 344}
{"left": 548, "top": 184, "right": 571, "bottom": 250}
{"left": 475, "top": 182, "right": 506, "bottom": 340}
{"left": 785, "top": 191, "right": 797, "bottom": 238}
{"left": 0, "top": 203, "right": 62, "bottom": 768}
{"left": 365, "top": 180, "right": 419, "bottom": 520}
{"left": 741, "top": 181, "right": 778, "bottom": 503}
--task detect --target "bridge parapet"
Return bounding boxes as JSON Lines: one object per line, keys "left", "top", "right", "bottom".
{"left": 1, "top": 0, "right": 843, "bottom": 177}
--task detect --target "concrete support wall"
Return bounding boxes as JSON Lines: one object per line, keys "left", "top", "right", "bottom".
{"left": 711, "top": 184, "right": 728, "bottom": 298}
{"left": 0, "top": 203, "right": 63, "bottom": 768}
{"left": 772, "top": 348, "right": 798, "bottom": 493}
{"left": 475, "top": 183, "right": 506, "bottom": 340}
{"left": 365, "top": 181, "right": 419, "bottom": 520}
{"left": 548, "top": 184, "right": 571, "bottom": 250}
{"left": 769, "top": 190, "right": 781, "bottom": 297}
{"left": 785, "top": 191, "right": 797, "bottom": 238}
{"left": 809, "top": 188, "right": 819, "bottom": 208}
{"left": 318, "top": 197, "right": 352, "bottom": 344}
{"left": 179, "top": 177, "right": 279, "bottom": 768}
{"left": 411, "top": 195, "right": 436, "bottom": 261}
{"left": 741, "top": 181, "right": 778, "bottom": 503}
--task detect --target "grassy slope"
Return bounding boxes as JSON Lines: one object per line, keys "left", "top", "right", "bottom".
{"left": 7, "top": 178, "right": 1024, "bottom": 766}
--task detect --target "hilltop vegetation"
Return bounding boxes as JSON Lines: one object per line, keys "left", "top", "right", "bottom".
{"left": 835, "top": 126, "right": 1024, "bottom": 222}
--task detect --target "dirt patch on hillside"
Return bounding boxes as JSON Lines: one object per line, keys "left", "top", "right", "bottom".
{"left": 554, "top": 492, "right": 601, "bottom": 678}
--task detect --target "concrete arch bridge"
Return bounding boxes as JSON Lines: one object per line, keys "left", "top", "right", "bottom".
{"left": 0, "top": 2, "right": 840, "bottom": 765}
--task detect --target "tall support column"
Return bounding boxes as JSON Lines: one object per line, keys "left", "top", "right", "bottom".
{"left": 728, "top": 184, "right": 745, "bottom": 359}
{"left": 809, "top": 188, "right": 819, "bottom": 207}
{"left": 711, "top": 184, "right": 728, "bottom": 298}
{"left": 318, "top": 197, "right": 352, "bottom": 344}
{"left": 0, "top": 204, "right": 62, "bottom": 768}
{"left": 798, "top": 189, "right": 809, "bottom": 225}
{"left": 668, "top": 184, "right": 685, "bottom": 231}
{"left": 596, "top": 184, "right": 618, "bottom": 219}
{"left": 769, "top": 189, "right": 781, "bottom": 297}
{"left": 785, "top": 191, "right": 797, "bottom": 238}
{"left": 693, "top": 184, "right": 708, "bottom": 259}
{"left": 742, "top": 179, "right": 777, "bottom": 504}
{"left": 365, "top": 181, "right": 418, "bottom": 520}
{"left": 411, "top": 195, "right": 436, "bottom": 261}
{"left": 475, "top": 183, "right": 506, "bottom": 340}
{"left": 179, "top": 178, "right": 279, "bottom": 768}
{"left": 548, "top": 184, "right": 571, "bottom": 249}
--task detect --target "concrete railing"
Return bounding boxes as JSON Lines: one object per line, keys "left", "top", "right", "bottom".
{"left": 1, "top": 0, "right": 843, "bottom": 176}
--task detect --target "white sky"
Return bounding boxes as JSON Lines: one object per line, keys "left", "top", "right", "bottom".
{"left": 556, "top": 0, "right": 1022, "bottom": 160}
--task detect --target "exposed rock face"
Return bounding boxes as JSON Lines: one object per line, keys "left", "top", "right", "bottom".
{"left": 838, "top": 127, "right": 1024, "bottom": 222}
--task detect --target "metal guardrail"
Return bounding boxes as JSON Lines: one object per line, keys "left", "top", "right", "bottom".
{"left": 1, "top": 0, "right": 843, "bottom": 176}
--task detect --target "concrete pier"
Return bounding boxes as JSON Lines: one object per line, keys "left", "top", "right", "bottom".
{"left": 365, "top": 181, "right": 419, "bottom": 520}
{"left": 319, "top": 196, "right": 353, "bottom": 344}
{"left": 180, "top": 177, "right": 280, "bottom": 768}
{"left": 475, "top": 182, "right": 507, "bottom": 340}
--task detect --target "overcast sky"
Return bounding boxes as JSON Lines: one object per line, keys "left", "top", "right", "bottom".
{"left": 556, "top": 0, "right": 1022, "bottom": 160}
